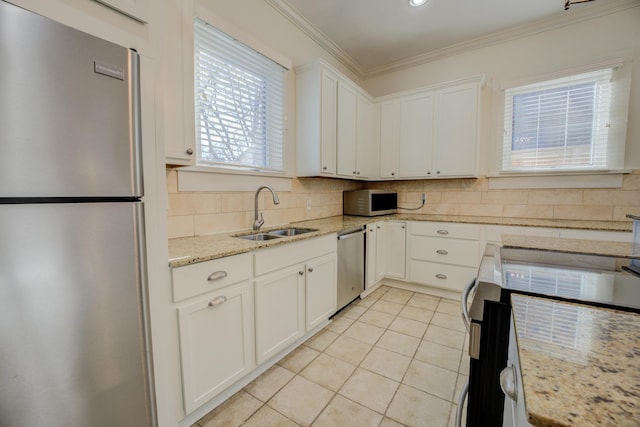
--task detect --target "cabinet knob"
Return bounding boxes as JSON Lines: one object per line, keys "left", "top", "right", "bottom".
{"left": 356, "top": 171, "right": 360, "bottom": 175}
{"left": 208, "top": 295, "right": 227, "bottom": 307}
{"left": 376, "top": 225, "right": 381, "bottom": 229}
{"left": 298, "top": 271, "right": 304, "bottom": 276}
{"left": 308, "top": 267, "right": 314, "bottom": 273}
{"left": 401, "top": 225, "right": 405, "bottom": 229}
{"left": 437, "top": 170, "right": 441, "bottom": 174}
{"left": 207, "top": 271, "right": 228, "bottom": 282}
{"left": 322, "top": 166, "right": 328, "bottom": 170}
{"left": 391, "top": 172, "right": 395, "bottom": 176}
{"left": 427, "top": 171, "right": 431, "bottom": 175}
{"left": 353, "top": 171, "right": 357, "bottom": 175}
{"left": 436, "top": 249, "right": 449, "bottom": 255}
{"left": 186, "top": 148, "right": 194, "bottom": 155}
{"left": 435, "top": 273, "right": 448, "bottom": 280}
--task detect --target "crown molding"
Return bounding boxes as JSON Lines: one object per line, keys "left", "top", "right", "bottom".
{"left": 264, "top": 0, "right": 364, "bottom": 77}
{"left": 267, "top": 0, "right": 639, "bottom": 80}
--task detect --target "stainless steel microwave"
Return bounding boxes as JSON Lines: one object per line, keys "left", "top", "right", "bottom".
{"left": 343, "top": 190, "right": 397, "bottom": 216}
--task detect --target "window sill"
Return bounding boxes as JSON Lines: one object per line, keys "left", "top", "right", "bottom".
{"left": 177, "top": 166, "right": 293, "bottom": 192}
{"left": 488, "top": 171, "right": 629, "bottom": 190}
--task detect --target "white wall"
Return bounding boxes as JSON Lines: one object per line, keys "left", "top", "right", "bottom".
{"left": 361, "top": 6, "right": 640, "bottom": 173}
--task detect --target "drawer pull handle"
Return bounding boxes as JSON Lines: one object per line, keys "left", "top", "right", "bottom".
{"left": 437, "top": 229, "right": 449, "bottom": 235}
{"left": 207, "top": 271, "right": 228, "bottom": 282}
{"left": 436, "top": 273, "right": 448, "bottom": 280}
{"left": 208, "top": 296, "right": 227, "bottom": 307}
{"left": 436, "top": 249, "right": 448, "bottom": 255}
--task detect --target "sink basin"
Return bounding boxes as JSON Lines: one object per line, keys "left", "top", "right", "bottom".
{"left": 236, "top": 233, "right": 282, "bottom": 241}
{"left": 267, "top": 227, "right": 318, "bottom": 236}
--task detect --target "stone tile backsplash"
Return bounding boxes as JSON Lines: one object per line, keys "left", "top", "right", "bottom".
{"left": 166, "top": 169, "right": 640, "bottom": 239}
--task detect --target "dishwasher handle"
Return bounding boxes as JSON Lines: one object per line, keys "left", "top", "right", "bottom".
{"left": 337, "top": 229, "right": 366, "bottom": 240}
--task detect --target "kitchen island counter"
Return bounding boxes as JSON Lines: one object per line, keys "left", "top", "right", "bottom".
{"left": 510, "top": 294, "right": 640, "bottom": 427}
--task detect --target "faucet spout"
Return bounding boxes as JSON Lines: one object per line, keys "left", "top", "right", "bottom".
{"left": 253, "top": 185, "right": 280, "bottom": 231}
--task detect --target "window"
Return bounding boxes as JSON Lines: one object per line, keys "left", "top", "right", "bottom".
{"left": 194, "top": 19, "right": 286, "bottom": 172}
{"left": 501, "top": 65, "right": 628, "bottom": 174}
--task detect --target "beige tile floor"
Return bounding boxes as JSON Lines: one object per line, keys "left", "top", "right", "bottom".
{"left": 193, "top": 284, "right": 470, "bottom": 427}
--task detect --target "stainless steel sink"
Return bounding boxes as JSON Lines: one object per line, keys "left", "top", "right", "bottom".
{"left": 234, "top": 227, "right": 318, "bottom": 241}
{"left": 267, "top": 227, "right": 318, "bottom": 236}
{"left": 235, "top": 233, "right": 282, "bottom": 241}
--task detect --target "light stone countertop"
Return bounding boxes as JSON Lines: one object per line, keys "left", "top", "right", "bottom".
{"left": 501, "top": 235, "right": 635, "bottom": 258}
{"left": 511, "top": 294, "right": 640, "bottom": 427}
{"left": 168, "top": 214, "right": 633, "bottom": 267}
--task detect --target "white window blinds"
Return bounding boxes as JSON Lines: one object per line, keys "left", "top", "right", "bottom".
{"left": 194, "top": 19, "right": 286, "bottom": 172}
{"left": 502, "top": 65, "right": 628, "bottom": 173}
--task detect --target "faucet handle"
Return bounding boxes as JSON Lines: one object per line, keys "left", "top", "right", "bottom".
{"left": 254, "top": 213, "right": 265, "bottom": 230}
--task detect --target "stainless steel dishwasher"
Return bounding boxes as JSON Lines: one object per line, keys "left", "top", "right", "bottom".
{"left": 336, "top": 226, "right": 366, "bottom": 312}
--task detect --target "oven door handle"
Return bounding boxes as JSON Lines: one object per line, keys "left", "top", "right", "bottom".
{"left": 461, "top": 278, "right": 476, "bottom": 333}
{"left": 455, "top": 380, "right": 469, "bottom": 427}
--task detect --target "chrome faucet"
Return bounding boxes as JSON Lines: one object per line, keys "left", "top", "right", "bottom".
{"left": 253, "top": 185, "right": 280, "bottom": 231}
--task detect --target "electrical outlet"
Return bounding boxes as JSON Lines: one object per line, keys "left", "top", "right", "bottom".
{"left": 421, "top": 192, "right": 426, "bottom": 203}
{"left": 306, "top": 199, "right": 311, "bottom": 210}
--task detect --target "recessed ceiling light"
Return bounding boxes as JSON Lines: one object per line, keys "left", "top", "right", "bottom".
{"left": 409, "top": 0, "right": 427, "bottom": 6}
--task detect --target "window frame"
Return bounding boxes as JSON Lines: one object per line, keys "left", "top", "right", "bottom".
{"left": 180, "top": 4, "right": 294, "bottom": 182}
{"left": 498, "top": 59, "right": 630, "bottom": 177}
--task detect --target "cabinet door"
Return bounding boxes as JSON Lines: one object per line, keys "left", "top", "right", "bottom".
{"left": 178, "top": 280, "right": 254, "bottom": 413}
{"left": 434, "top": 83, "right": 479, "bottom": 177}
{"left": 320, "top": 69, "right": 338, "bottom": 175}
{"left": 336, "top": 81, "right": 358, "bottom": 178}
{"left": 356, "top": 95, "right": 374, "bottom": 179}
{"left": 399, "top": 92, "right": 434, "bottom": 178}
{"left": 306, "top": 253, "right": 337, "bottom": 330}
{"left": 384, "top": 222, "right": 407, "bottom": 279}
{"left": 366, "top": 224, "right": 378, "bottom": 289}
{"left": 255, "top": 265, "right": 305, "bottom": 365}
{"left": 379, "top": 101, "right": 400, "bottom": 179}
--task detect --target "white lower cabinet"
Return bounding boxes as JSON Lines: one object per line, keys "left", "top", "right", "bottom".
{"left": 383, "top": 221, "right": 407, "bottom": 279}
{"left": 366, "top": 222, "right": 385, "bottom": 289}
{"left": 305, "top": 253, "right": 338, "bottom": 330}
{"left": 253, "top": 234, "right": 337, "bottom": 365}
{"left": 408, "top": 222, "right": 481, "bottom": 292}
{"left": 177, "top": 280, "right": 255, "bottom": 414}
{"left": 255, "top": 265, "right": 306, "bottom": 365}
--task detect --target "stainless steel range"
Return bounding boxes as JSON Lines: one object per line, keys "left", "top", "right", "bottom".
{"left": 457, "top": 244, "right": 640, "bottom": 426}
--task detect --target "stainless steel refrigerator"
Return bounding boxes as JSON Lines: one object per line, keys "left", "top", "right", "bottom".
{"left": 0, "top": 1, "right": 156, "bottom": 426}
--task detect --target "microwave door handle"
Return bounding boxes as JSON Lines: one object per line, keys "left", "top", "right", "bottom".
{"left": 461, "top": 278, "right": 476, "bottom": 333}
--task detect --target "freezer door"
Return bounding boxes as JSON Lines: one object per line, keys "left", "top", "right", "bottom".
{"left": 0, "top": 202, "right": 155, "bottom": 427}
{"left": 0, "top": 1, "right": 142, "bottom": 198}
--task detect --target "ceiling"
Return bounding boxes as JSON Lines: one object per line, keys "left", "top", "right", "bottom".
{"left": 268, "top": 0, "right": 624, "bottom": 78}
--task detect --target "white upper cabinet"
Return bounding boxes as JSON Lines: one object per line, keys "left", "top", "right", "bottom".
{"left": 434, "top": 82, "right": 480, "bottom": 177}
{"left": 377, "top": 76, "right": 483, "bottom": 180}
{"left": 356, "top": 95, "right": 374, "bottom": 179}
{"left": 297, "top": 63, "right": 339, "bottom": 177}
{"left": 297, "top": 61, "right": 375, "bottom": 180}
{"left": 399, "top": 92, "right": 435, "bottom": 178}
{"left": 379, "top": 101, "right": 401, "bottom": 179}
{"left": 336, "top": 80, "right": 358, "bottom": 178}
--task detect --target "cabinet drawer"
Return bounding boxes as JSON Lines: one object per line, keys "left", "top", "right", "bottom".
{"left": 409, "top": 260, "right": 477, "bottom": 292}
{"left": 171, "top": 253, "right": 252, "bottom": 302}
{"left": 254, "top": 234, "right": 336, "bottom": 276}
{"left": 410, "top": 221, "right": 481, "bottom": 240}
{"left": 409, "top": 235, "right": 480, "bottom": 267}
